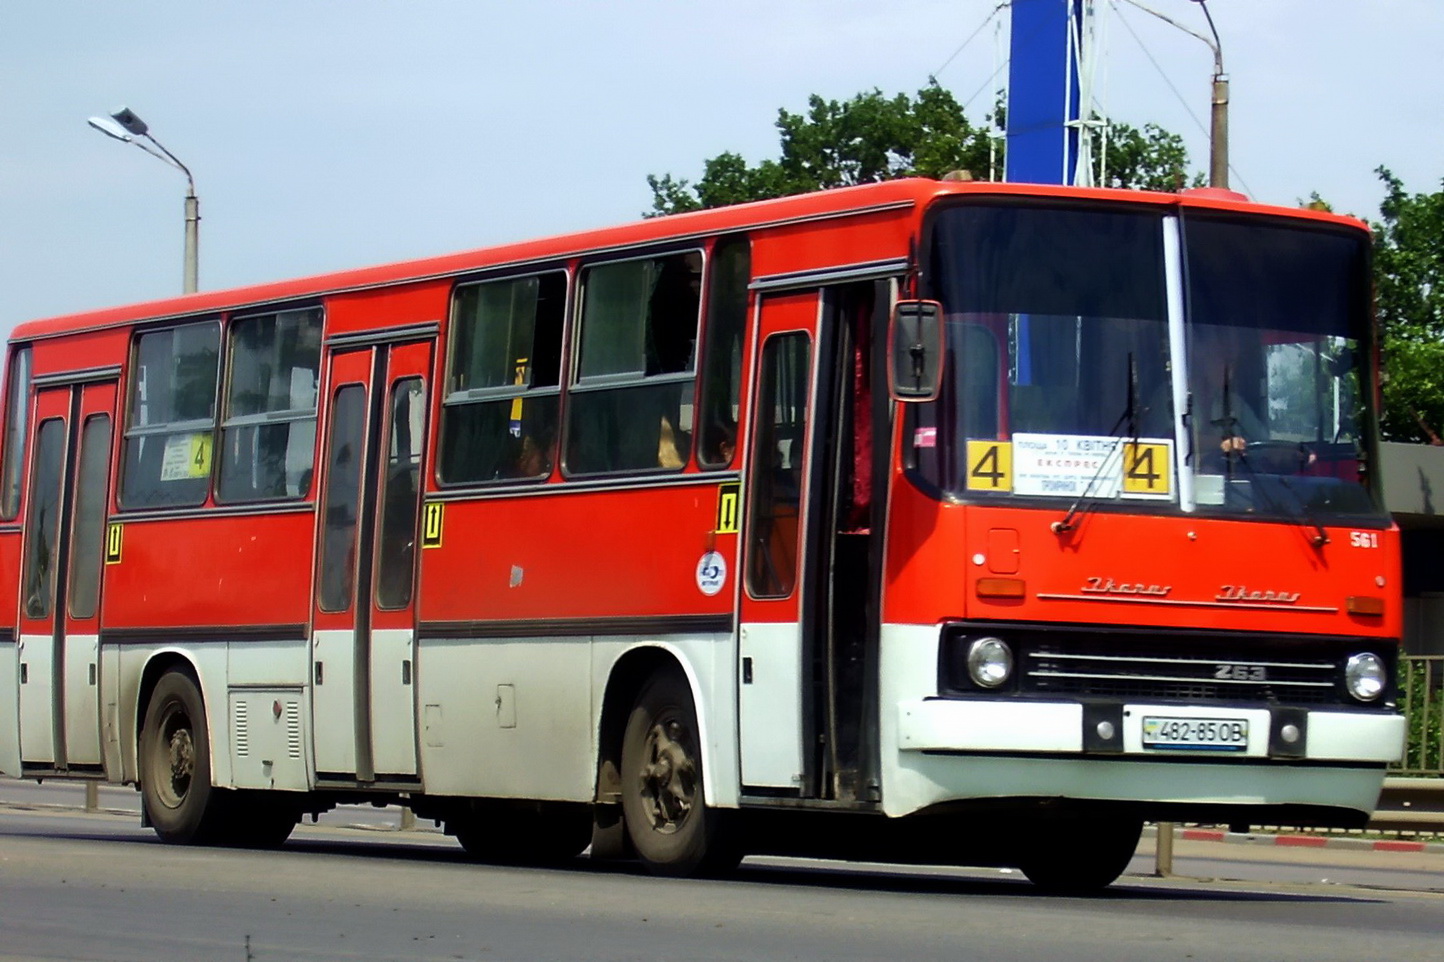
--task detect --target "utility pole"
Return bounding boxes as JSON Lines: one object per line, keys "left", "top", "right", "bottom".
{"left": 1196, "top": 0, "right": 1229, "bottom": 189}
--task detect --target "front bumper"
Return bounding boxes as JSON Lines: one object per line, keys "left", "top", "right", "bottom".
{"left": 897, "top": 698, "right": 1405, "bottom": 764}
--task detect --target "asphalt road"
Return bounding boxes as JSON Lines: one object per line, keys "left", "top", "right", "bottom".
{"left": 2, "top": 783, "right": 1443, "bottom": 962}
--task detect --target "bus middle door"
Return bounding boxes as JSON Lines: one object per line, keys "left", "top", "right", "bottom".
{"left": 311, "top": 338, "right": 431, "bottom": 785}
{"left": 16, "top": 377, "right": 116, "bottom": 774}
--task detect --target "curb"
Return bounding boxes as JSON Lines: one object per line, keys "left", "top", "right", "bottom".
{"left": 1144, "top": 824, "right": 1444, "bottom": 855}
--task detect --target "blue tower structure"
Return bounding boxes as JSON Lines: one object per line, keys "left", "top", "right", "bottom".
{"left": 1005, "top": 0, "right": 1085, "bottom": 186}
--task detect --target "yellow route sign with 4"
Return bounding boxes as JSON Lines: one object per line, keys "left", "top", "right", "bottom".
{"left": 965, "top": 440, "right": 1013, "bottom": 492}
{"left": 1122, "top": 442, "right": 1171, "bottom": 496}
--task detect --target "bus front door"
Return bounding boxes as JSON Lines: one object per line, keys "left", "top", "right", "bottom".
{"left": 311, "top": 339, "right": 432, "bottom": 785}
{"left": 738, "top": 292, "right": 818, "bottom": 792}
{"left": 16, "top": 379, "right": 116, "bottom": 774}
{"left": 738, "top": 282, "right": 885, "bottom": 801}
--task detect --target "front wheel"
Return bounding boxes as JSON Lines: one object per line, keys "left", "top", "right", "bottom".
{"left": 620, "top": 669, "right": 738, "bottom": 877}
{"left": 1016, "top": 812, "right": 1143, "bottom": 894}
{"left": 140, "top": 670, "right": 225, "bottom": 844}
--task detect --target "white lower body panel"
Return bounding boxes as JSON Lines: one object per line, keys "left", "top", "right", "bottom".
{"left": 17, "top": 633, "right": 54, "bottom": 765}
{"left": 738, "top": 622, "right": 804, "bottom": 789}
{"left": 0, "top": 641, "right": 19, "bottom": 776}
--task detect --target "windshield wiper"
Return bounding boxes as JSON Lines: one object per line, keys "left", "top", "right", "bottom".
{"left": 1051, "top": 354, "right": 1138, "bottom": 534}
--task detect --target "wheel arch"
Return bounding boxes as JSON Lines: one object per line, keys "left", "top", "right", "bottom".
{"left": 595, "top": 643, "right": 720, "bottom": 810}
{"left": 133, "top": 650, "right": 220, "bottom": 787}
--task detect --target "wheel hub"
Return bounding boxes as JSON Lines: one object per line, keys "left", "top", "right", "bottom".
{"left": 639, "top": 718, "right": 696, "bottom": 832}
{"left": 162, "top": 723, "right": 194, "bottom": 802}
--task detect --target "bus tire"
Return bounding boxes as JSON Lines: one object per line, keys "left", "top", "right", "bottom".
{"left": 1016, "top": 813, "right": 1143, "bottom": 894}
{"left": 620, "top": 669, "right": 737, "bottom": 877}
{"left": 139, "top": 670, "right": 224, "bottom": 844}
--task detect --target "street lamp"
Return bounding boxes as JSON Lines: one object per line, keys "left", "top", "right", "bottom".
{"left": 1122, "top": 0, "right": 1230, "bottom": 190}
{"left": 87, "top": 106, "right": 199, "bottom": 293}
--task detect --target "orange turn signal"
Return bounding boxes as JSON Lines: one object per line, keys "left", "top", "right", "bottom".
{"left": 1346, "top": 595, "right": 1385, "bottom": 617}
{"left": 976, "top": 577, "right": 1026, "bottom": 600}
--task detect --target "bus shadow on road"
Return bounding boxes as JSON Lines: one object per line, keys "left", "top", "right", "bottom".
{"left": 273, "top": 830, "right": 1385, "bottom": 905}
{"left": 0, "top": 813, "right": 1385, "bottom": 905}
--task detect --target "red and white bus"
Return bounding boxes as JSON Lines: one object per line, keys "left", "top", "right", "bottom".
{"left": 0, "top": 178, "right": 1404, "bottom": 890}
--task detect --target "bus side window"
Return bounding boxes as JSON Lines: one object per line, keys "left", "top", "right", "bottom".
{"left": 565, "top": 251, "right": 701, "bottom": 476}
{"left": 439, "top": 272, "right": 564, "bottom": 485}
{"left": 375, "top": 377, "right": 424, "bottom": 610}
{"left": 119, "top": 322, "right": 220, "bottom": 509}
{"left": 319, "top": 385, "right": 366, "bottom": 613}
{"left": 698, "top": 236, "right": 749, "bottom": 469}
{"left": 746, "top": 332, "right": 811, "bottom": 599}
{"left": 217, "top": 308, "right": 322, "bottom": 502}
{"left": 22, "top": 418, "right": 65, "bottom": 618}
{"left": 0, "top": 345, "right": 32, "bottom": 520}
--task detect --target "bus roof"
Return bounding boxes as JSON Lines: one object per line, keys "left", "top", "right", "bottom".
{"left": 9, "top": 177, "right": 1368, "bottom": 342}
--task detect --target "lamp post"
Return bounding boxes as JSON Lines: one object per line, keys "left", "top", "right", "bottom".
{"left": 1123, "top": 0, "right": 1229, "bottom": 190}
{"left": 1193, "top": 0, "right": 1228, "bottom": 191}
{"left": 87, "top": 107, "right": 199, "bottom": 293}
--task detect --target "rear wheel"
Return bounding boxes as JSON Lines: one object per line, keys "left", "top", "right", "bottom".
{"left": 140, "top": 670, "right": 225, "bottom": 844}
{"left": 1016, "top": 812, "right": 1143, "bottom": 894}
{"left": 620, "top": 669, "right": 738, "bottom": 877}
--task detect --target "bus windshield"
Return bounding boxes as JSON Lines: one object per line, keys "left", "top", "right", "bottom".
{"left": 912, "top": 202, "right": 1384, "bottom": 523}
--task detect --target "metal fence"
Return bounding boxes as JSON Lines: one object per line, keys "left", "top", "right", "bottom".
{"left": 1396, "top": 654, "right": 1444, "bottom": 777}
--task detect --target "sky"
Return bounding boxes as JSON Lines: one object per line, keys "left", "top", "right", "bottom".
{"left": 2, "top": 0, "right": 1442, "bottom": 337}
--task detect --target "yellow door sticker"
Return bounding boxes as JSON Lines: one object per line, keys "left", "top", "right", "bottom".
{"left": 105, "top": 522, "right": 123, "bottom": 564}
{"left": 966, "top": 441, "right": 1013, "bottom": 492}
{"left": 1122, "top": 442, "right": 1171, "bottom": 496}
{"left": 422, "top": 502, "right": 444, "bottom": 549}
{"left": 715, "top": 482, "right": 740, "bottom": 534}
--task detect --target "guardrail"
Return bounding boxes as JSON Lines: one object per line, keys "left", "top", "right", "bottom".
{"left": 1371, "top": 777, "right": 1444, "bottom": 833}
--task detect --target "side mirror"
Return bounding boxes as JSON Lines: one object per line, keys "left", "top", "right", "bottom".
{"left": 888, "top": 300, "right": 944, "bottom": 402}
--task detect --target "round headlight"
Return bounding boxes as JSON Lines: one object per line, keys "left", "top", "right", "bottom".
{"left": 966, "top": 637, "right": 1013, "bottom": 688}
{"left": 1344, "top": 652, "right": 1386, "bottom": 702}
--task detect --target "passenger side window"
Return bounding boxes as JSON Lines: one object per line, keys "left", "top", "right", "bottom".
{"left": 745, "top": 333, "right": 811, "bottom": 599}
{"left": 120, "top": 322, "right": 221, "bottom": 508}
{"left": 318, "top": 384, "right": 366, "bottom": 613}
{"left": 698, "top": 237, "right": 750, "bottom": 469}
{"left": 23, "top": 418, "right": 65, "bottom": 618}
{"left": 1, "top": 345, "right": 33, "bottom": 520}
{"left": 217, "top": 308, "right": 322, "bottom": 502}
{"left": 439, "top": 272, "right": 564, "bottom": 484}
{"left": 68, "top": 415, "right": 113, "bottom": 620}
{"left": 565, "top": 251, "right": 701, "bottom": 475}
{"left": 376, "top": 377, "right": 425, "bottom": 609}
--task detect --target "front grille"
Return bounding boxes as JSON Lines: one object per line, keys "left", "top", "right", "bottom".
{"left": 941, "top": 625, "right": 1394, "bottom": 708}
{"left": 1026, "top": 646, "right": 1338, "bottom": 703}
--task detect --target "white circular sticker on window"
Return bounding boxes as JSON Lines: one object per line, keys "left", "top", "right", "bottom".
{"left": 696, "top": 550, "right": 727, "bottom": 596}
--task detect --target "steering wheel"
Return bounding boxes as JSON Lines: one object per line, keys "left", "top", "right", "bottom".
{"left": 1242, "top": 440, "right": 1312, "bottom": 474}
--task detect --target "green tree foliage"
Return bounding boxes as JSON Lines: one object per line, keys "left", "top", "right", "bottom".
{"left": 1372, "top": 167, "right": 1444, "bottom": 443}
{"left": 1096, "top": 121, "right": 1198, "bottom": 192}
{"left": 647, "top": 85, "right": 997, "bottom": 217}
{"left": 647, "top": 85, "right": 1199, "bottom": 216}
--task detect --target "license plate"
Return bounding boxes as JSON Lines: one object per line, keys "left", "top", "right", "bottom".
{"left": 1141, "top": 716, "right": 1249, "bottom": 751}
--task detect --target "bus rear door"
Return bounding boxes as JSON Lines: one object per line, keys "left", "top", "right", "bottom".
{"left": 16, "top": 377, "right": 116, "bottom": 773}
{"left": 311, "top": 338, "right": 432, "bottom": 784}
